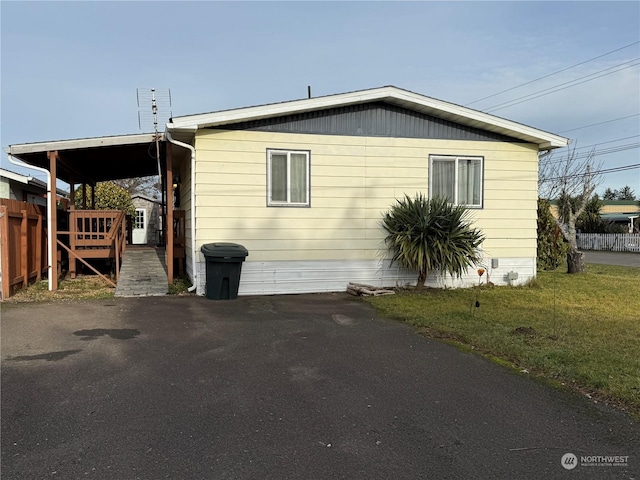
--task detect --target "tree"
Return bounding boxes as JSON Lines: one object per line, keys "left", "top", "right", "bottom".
{"left": 112, "top": 176, "right": 160, "bottom": 199}
{"left": 74, "top": 182, "right": 136, "bottom": 216}
{"left": 616, "top": 185, "right": 636, "bottom": 201}
{"left": 381, "top": 194, "right": 485, "bottom": 289}
{"left": 575, "top": 194, "right": 604, "bottom": 233}
{"left": 537, "top": 198, "right": 569, "bottom": 270}
{"left": 602, "top": 185, "right": 636, "bottom": 201}
{"left": 574, "top": 194, "right": 625, "bottom": 233}
{"left": 602, "top": 188, "right": 616, "bottom": 200}
{"left": 539, "top": 145, "right": 602, "bottom": 273}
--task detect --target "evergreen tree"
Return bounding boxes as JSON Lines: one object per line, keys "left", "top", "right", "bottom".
{"left": 602, "top": 188, "right": 616, "bottom": 200}
{"left": 616, "top": 185, "right": 636, "bottom": 201}
{"left": 537, "top": 198, "right": 569, "bottom": 270}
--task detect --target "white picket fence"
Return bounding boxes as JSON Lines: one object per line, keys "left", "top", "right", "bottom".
{"left": 576, "top": 233, "right": 640, "bottom": 252}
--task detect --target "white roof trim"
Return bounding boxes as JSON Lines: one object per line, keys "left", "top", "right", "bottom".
{"left": 0, "top": 168, "right": 32, "bottom": 184}
{"left": 132, "top": 193, "right": 162, "bottom": 204}
{"left": 0, "top": 168, "right": 67, "bottom": 195}
{"left": 168, "top": 86, "right": 569, "bottom": 149}
{"left": 4, "top": 133, "right": 161, "bottom": 155}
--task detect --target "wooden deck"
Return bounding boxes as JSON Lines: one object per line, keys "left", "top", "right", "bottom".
{"left": 58, "top": 209, "right": 127, "bottom": 283}
{"left": 56, "top": 208, "right": 186, "bottom": 286}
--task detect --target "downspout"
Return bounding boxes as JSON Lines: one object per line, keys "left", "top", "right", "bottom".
{"left": 164, "top": 131, "right": 198, "bottom": 293}
{"left": 7, "top": 154, "right": 54, "bottom": 291}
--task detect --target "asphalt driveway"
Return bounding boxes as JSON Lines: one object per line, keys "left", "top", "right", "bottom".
{"left": 2, "top": 294, "right": 638, "bottom": 479}
{"left": 584, "top": 251, "right": 640, "bottom": 268}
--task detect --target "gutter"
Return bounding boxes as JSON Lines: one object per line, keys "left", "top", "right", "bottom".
{"left": 164, "top": 131, "right": 198, "bottom": 293}
{"left": 6, "top": 154, "right": 54, "bottom": 291}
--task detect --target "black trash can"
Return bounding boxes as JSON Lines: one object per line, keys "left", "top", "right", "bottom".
{"left": 200, "top": 243, "right": 249, "bottom": 300}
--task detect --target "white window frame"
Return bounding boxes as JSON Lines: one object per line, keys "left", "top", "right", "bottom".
{"left": 429, "top": 155, "right": 484, "bottom": 208}
{"left": 134, "top": 209, "right": 146, "bottom": 229}
{"left": 267, "top": 149, "right": 311, "bottom": 207}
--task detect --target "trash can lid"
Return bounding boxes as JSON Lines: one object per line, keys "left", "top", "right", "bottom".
{"left": 201, "top": 242, "right": 249, "bottom": 258}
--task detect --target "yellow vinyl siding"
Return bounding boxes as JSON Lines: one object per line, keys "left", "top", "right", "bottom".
{"left": 194, "top": 129, "right": 538, "bottom": 262}
{"left": 602, "top": 204, "right": 640, "bottom": 214}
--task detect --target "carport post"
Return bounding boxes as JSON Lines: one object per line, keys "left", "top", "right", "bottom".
{"left": 166, "top": 142, "right": 174, "bottom": 285}
{"left": 47, "top": 150, "right": 58, "bottom": 291}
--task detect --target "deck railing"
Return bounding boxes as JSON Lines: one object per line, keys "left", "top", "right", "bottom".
{"left": 68, "top": 209, "right": 125, "bottom": 249}
{"left": 59, "top": 209, "right": 127, "bottom": 282}
{"left": 160, "top": 210, "right": 186, "bottom": 275}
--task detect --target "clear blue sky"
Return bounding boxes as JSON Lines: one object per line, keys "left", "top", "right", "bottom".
{"left": 2, "top": 1, "right": 639, "bottom": 195}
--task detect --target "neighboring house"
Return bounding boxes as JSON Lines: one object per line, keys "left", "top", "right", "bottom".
{"left": 166, "top": 86, "right": 569, "bottom": 295}
{"left": 131, "top": 194, "right": 161, "bottom": 246}
{"left": 601, "top": 201, "right": 640, "bottom": 233}
{"left": 550, "top": 199, "right": 640, "bottom": 233}
{"left": 0, "top": 168, "right": 67, "bottom": 205}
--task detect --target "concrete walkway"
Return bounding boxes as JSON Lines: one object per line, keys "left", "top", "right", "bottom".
{"left": 114, "top": 247, "right": 168, "bottom": 297}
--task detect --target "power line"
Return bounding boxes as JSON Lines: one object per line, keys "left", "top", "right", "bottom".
{"left": 558, "top": 114, "right": 640, "bottom": 133}
{"left": 543, "top": 163, "right": 640, "bottom": 182}
{"left": 465, "top": 41, "right": 640, "bottom": 107}
{"left": 484, "top": 59, "right": 640, "bottom": 113}
{"left": 592, "top": 164, "right": 639, "bottom": 176}
{"left": 565, "top": 135, "right": 640, "bottom": 152}
{"left": 540, "top": 142, "right": 640, "bottom": 165}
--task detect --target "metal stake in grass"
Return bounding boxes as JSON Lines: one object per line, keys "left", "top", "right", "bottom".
{"left": 471, "top": 268, "right": 485, "bottom": 316}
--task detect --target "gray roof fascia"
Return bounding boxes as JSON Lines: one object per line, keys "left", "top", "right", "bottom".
{"left": 601, "top": 213, "right": 640, "bottom": 221}
{"left": 168, "top": 86, "right": 569, "bottom": 150}
{"left": 28, "top": 178, "right": 69, "bottom": 197}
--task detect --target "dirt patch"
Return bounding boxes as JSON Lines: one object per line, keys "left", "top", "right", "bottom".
{"left": 511, "top": 326, "right": 537, "bottom": 337}
{"left": 3, "top": 276, "right": 115, "bottom": 303}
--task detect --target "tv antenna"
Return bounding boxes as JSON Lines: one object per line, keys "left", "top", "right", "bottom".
{"left": 136, "top": 88, "right": 172, "bottom": 190}
{"left": 137, "top": 87, "right": 172, "bottom": 135}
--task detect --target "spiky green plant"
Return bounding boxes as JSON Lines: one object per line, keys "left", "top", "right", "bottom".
{"left": 381, "top": 194, "right": 485, "bottom": 289}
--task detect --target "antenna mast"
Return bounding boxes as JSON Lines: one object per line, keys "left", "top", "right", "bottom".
{"left": 136, "top": 87, "right": 172, "bottom": 190}
{"left": 137, "top": 88, "right": 172, "bottom": 234}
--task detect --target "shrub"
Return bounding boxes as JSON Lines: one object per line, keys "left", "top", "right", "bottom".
{"left": 381, "top": 194, "right": 485, "bottom": 289}
{"left": 537, "top": 198, "right": 569, "bottom": 270}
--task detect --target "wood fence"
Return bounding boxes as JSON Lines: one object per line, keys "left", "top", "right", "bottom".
{"left": 577, "top": 233, "right": 640, "bottom": 252}
{"left": 0, "top": 199, "right": 47, "bottom": 299}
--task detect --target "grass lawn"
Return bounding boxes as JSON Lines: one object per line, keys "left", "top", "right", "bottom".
{"left": 4, "top": 275, "right": 193, "bottom": 303}
{"left": 4, "top": 276, "right": 115, "bottom": 303}
{"left": 365, "top": 263, "right": 640, "bottom": 418}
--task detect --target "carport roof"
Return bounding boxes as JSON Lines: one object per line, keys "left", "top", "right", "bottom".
{"left": 4, "top": 133, "right": 162, "bottom": 185}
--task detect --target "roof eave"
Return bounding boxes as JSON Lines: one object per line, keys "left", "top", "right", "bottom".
{"left": 0, "top": 168, "right": 32, "bottom": 184}
{"left": 169, "top": 86, "right": 569, "bottom": 150}
{"left": 6, "top": 133, "right": 161, "bottom": 156}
